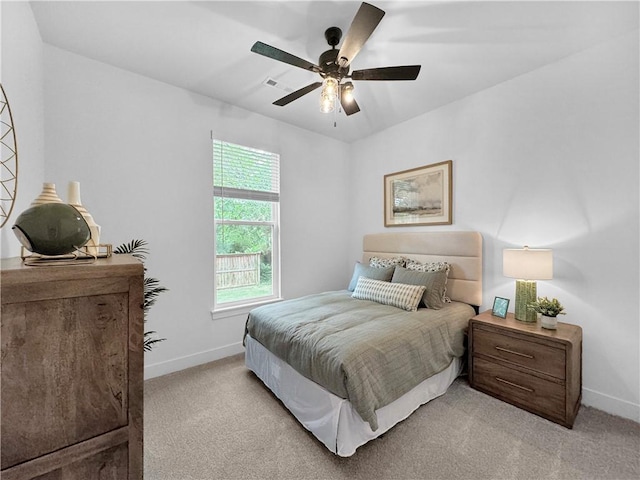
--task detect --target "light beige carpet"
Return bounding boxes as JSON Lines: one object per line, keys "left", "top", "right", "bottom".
{"left": 144, "top": 354, "right": 639, "bottom": 480}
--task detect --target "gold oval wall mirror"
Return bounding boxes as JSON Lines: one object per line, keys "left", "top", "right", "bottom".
{"left": 1, "top": 83, "right": 18, "bottom": 228}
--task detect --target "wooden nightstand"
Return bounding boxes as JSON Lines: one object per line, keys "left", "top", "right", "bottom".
{"left": 468, "top": 310, "right": 582, "bottom": 428}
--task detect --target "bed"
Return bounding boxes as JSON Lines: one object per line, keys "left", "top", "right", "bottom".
{"left": 244, "top": 231, "right": 482, "bottom": 456}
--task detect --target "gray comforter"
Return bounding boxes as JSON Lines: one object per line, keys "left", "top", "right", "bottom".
{"left": 245, "top": 290, "right": 474, "bottom": 431}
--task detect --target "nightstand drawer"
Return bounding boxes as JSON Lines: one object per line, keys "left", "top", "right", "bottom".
{"left": 472, "top": 357, "right": 566, "bottom": 421}
{"left": 473, "top": 326, "right": 565, "bottom": 379}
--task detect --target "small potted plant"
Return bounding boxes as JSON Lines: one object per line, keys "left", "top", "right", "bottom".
{"left": 528, "top": 296, "right": 566, "bottom": 330}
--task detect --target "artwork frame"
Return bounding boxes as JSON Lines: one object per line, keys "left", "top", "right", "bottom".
{"left": 492, "top": 296, "right": 510, "bottom": 319}
{"left": 384, "top": 160, "right": 452, "bottom": 227}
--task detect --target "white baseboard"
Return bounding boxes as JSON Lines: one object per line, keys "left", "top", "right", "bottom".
{"left": 144, "top": 342, "right": 245, "bottom": 380}
{"left": 582, "top": 387, "right": 640, "bottom": 423}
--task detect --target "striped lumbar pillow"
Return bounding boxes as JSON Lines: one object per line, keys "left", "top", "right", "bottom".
{"left": 352, "top": 276, "right": 426, "bottom": 312}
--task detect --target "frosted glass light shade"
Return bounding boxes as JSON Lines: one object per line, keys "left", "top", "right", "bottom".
{"left": 503, "top": 247, "right": 553, "bottom": 280}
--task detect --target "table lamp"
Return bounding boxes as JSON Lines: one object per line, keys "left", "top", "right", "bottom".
{"left": 503, "top": 246, "right": 553, "bottom": 322}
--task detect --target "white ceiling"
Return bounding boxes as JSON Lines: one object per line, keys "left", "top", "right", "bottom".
{"left": 30, "top": 1, "right": 639, "bottom": 143}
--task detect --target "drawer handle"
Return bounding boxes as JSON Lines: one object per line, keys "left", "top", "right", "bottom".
{"left": 495, "top": 377, "right": 534, "bottom": 393}
{"left": 495, "top": 346, "right": 534, "bottom": 359}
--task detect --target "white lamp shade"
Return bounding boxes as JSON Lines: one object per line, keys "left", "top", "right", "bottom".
{"left": 503, "top": 247, "right": 553, "bottom": 280}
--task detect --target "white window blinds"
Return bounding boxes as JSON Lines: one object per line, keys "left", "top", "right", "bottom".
{"left": 213, "top": 140, "right": 279, "bottom": 202}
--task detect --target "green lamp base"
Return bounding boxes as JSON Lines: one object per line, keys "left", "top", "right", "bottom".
{"left": 515, "top": 280, "right": 537, "bottom": 322}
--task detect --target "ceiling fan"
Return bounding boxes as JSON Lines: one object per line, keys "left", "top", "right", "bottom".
{"left": 250, "top": 2, "right": 421, "bottom": 116}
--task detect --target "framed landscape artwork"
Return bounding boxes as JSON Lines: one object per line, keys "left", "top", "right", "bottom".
{"left": 384, "top": 160, "right": 452, "bottom": 227}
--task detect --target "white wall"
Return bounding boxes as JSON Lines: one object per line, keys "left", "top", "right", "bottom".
{"left": 348, "top": 30, "right": 640, "bottom": 421}
{"left": 0, "top": 1, "right": 45, "bottom": 257}
{"left": 41, "top": 45, "right": 351, "bottom": 378}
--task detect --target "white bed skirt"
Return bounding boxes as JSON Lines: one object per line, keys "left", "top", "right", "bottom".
{"left": 244, "top": 334, "right": 462, "bottom": 457}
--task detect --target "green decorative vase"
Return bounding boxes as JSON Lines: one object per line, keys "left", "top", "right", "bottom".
{"left": 515, "top": 279, "right": 538, "bottom": 322}
{"left": 12, "top": 203, "right": 91, "bottom": 256}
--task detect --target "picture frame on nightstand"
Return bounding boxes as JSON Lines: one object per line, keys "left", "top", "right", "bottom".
{"left": 492, "top": 296, "right": 510, "bottom": 318}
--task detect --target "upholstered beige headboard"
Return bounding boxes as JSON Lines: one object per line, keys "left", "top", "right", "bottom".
{"left": 362, "top": 232, "right": 483, "bottom": 307}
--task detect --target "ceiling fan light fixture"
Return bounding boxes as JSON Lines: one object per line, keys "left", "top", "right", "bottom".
{"left": 322, "top": 77, "right": 338, "bottom": 99}
{"left": 320, "top": 77, "right": 338, "bottom": 113}
{"left": 319, "top": 91, "right": 335, "bottom": 113}
{"left": 341, "top": 82, "right": 355, "bottom": 103}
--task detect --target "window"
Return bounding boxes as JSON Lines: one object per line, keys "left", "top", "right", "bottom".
{"left": 213, "top": 140, "right": 280, "bottom": 309}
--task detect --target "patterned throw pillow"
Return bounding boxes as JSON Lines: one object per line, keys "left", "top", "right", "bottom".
{"left": 391, "top": 266, "right": 448, "bottom": 309}
{"left": 405, "top": 259, "right": 451, "bottom": 303}
{"left": 347, "top": 263, "right": 396, "bottom": 291}
{"left": 352, "top": 277, "right": 426, "bottom": 312}
{"left": 369, "top": 256, "right": 406, "bottom": 268}
{"left": 405, "top": 259, "right": 450, "bottom": 274}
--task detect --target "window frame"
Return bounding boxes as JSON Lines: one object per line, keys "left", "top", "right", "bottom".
{"left": 212, "top": 140, "right": 281, "bottom": 312}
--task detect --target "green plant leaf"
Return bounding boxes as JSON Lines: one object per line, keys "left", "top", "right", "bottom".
{"left": 144, "top": 331, "right": 165, "bottom": 352}
{"left": 115, "top": 239, "right": 167, "bottom": 350}
{"left": 114, "top": 239, "right": 149, "bottom": 260}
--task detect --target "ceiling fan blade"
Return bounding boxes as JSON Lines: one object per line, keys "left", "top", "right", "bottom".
{"left": 337, "top": 2, "right": 385, "bottom": 68}
{"left": 341, "top": 96, "right": 360, "bottom": 116}
{"left": 351, "top": 65, "right": 421, "bottom": 81}
{"left": 273, "top": 82, "right": 323, "bottom": 106}
{"left": 251, "top": 41, "right": 320, "bottom": 73}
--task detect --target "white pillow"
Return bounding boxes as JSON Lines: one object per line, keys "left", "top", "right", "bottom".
{"left": 352, "top": 277, "right": 426, "bottom": 312}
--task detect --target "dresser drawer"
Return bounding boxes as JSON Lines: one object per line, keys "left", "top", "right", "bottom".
{"left": 472, "top": 357, "right": 566, "bottom": 422}
{"left": 473, "top": 325, "right": 565, "bottom": 379}
{"left": 1, "top": 294, "right": 128, "bottom": 469}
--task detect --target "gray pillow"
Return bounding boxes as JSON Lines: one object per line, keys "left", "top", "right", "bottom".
{"left": 391, "top": 266, "right": 448, "bottom": 309}
{"left": 348, "top": 263, "right": 395, "bottom": 292}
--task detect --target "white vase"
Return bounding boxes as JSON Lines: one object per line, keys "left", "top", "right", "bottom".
{"left": 67, "top": 181, "right": 101, "bottom": 255}
{"left": 541, "top": 315, "right": 558, "bottom": 330}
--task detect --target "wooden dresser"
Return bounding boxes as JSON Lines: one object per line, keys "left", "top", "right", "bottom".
{"left": 1, "top": 256, "right": 144, "bottom": 479}
{"left": 469, "top": 310, "right": 582, "bottom": 428}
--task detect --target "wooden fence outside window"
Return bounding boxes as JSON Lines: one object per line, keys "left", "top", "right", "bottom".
{"left": 216, "top": 253, "right": 261, "bottom": 289}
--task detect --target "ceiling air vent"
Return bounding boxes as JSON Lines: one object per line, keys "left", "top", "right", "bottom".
{"left": 262, "top": 77, "right": 293, "bottom": 93}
